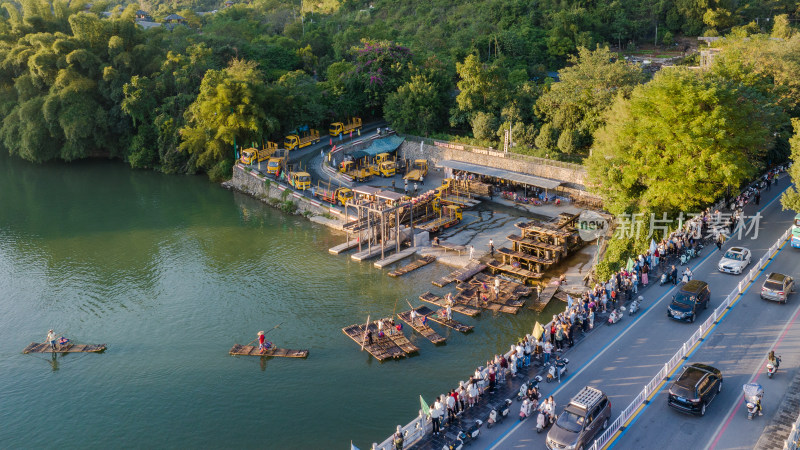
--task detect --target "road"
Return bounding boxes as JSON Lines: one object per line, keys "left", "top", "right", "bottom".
{"left": 476, "top": 176, "right": 796, "bottom": 450}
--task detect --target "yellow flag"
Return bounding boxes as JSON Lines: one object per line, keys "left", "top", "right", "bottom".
{"left": 532, "top": 322, "right": 544, "bottom": 341}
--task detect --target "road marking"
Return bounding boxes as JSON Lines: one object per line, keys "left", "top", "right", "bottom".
{"left": 488, "top": 182, "right": 790, "bottom": 450}
{"left": 487, "top": 250, "right": 719, "bottom": 449}
{"left": 706, "top": 289, "right": 800, "bottom": 450}
{"left": 605, "top": 236, "right": 790, "bottom": 449}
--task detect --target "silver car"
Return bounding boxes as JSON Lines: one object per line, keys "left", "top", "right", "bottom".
{"left": 718, "top": 247, "right": 751, "bottom": 275}
{"left": 761, "top": 273, "right": 794, "bottom": 303}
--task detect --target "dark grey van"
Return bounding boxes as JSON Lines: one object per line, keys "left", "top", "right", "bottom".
{"left": 546, "top": 387, "right": 611, "bottom": 450}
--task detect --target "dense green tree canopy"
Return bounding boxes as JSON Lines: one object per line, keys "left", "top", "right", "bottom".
{"left": 588, "top": 68, "right": 780, "bottom": 216}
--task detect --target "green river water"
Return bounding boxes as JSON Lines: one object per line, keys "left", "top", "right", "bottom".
{"left": 0, "top": 154, "right": 562, "bottom": 449}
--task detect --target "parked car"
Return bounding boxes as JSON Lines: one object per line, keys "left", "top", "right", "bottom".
{"left": 761, "top": 273, "right": 795, "bottom": 303}
{"left": 667, "top": 363, "right": 723, "bottom": 416}
{"left": 546, "top": 387, "right": 611, "bottom": 450}
{"left": 667, "top": 280, "right": 710, "bottom": 323}
{"left": 718, "top": 247, "right": 751, "bottom": 274}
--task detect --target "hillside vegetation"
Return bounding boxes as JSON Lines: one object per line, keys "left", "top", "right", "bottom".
{"left": 0, "top": 0, "right": 799, "bottom": 180}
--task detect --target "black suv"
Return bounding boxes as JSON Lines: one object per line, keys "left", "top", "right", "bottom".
{"left": 667, "top": 363, "right": 723, "bottom": 416}
{"left": 546, "top": 387, "right": 612, "bottom": 450}
{"left": 667, "top": 280, "right": 710, "bottom": 323}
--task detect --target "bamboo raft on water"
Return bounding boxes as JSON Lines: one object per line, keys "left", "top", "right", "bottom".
{"left": 342, "top": 320, "right": 417, "bottom": 361}
{"left": 22, "top": 343, "right": 106, "bottom": 354}
{"left": 388, "top": 255, "right": 436, "bottom": 277}
{"left": 397, "top": 308, "right": 446, "bottom": 345}
{"left": 414, "top": 305, "right": 473, "bottom": 333}
{"left": 228, "top": 344, "right": 308, "bottom": 358}
{"left": 419, "top": 292, "right": 481, "bottom": 317}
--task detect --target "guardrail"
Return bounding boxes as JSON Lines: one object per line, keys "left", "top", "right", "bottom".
{"left": 590, "top": 227, "right": 791, "bottom": 450}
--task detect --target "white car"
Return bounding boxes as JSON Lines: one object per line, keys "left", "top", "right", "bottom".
{"left": 718, "top": 247, "right": 751, "bottom": 274}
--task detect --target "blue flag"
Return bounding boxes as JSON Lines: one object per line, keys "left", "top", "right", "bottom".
{"left": 567, "top": 294, "right": 573, "bottom": 308}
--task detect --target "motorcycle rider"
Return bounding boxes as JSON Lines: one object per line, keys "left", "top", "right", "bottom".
{"left": 554, "top": 354, "right": 567, "bottom": 382}
{"left": 768, "top": 350, "right": 781, "bottom": 371}
{"left": 671, "top": 265, "right": 678, "bottom": 285}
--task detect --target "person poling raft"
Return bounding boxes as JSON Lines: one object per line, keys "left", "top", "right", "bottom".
{"left": 22, "top": 329, "right": 105, "bottom": 354}
{"left": 228, "top": 322, "right": 309, "bottom": 358}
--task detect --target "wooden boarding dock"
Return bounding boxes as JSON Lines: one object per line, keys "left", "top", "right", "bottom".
{"left": 529, "top": 285, "right": 558, "bottom": 312}
{"left": 419, "top": 292, "right": 481, "bottom": 317}
{"left": 415, "top": 305, "right": 473, "bottom": 333}
{"left": 22, "top": 343, "right": 106, "bottom": 354}
{"left": 433, "top": 262, "right": 487, "bottom": 287}
{"left": 398, "top": 308, "right": 446, "bottom": 345}
{"left": 388, "top": 255, "right": 436, "bottom": 277}
{"left": 229, "top": 344, "right": 308, "bottom": 358}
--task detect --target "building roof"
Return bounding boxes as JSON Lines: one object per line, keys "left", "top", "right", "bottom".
{"left": 164, "top": 13, "right": 186, "bottom": 20}
{"left": 436, "top": 160, "right": 562, "bottom": 190}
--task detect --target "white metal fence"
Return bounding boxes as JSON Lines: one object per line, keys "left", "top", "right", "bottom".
{"left": 588, "top": 227, "right": 791, "bottom": 450}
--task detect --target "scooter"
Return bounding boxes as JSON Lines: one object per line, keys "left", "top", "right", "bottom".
{"left": 628, "top": 298, "right": 640, "bottom": 315}
{"left": 519, "top": 399, "right": 533, "bottom": 420}
{"left": 660, "top": 273, "right": 669, "bottom": 286}
{"left": 546, "top": 358, "right": 569, "bottom": 382}
{"left": 767, "top": 356, "right": 782, "bottom": 378}
{"left": 743, "top": 383, "right": 764, "bottom": 420}
{"left": 608, "top": 309, "right": 623, "bottom": 324}
{"left": 517, "top": 376, "right": 543, "bottom": 401}
{"left": 442, "top": 435, "right": 464, "bottom": 450}
{"left": 536, "top": 409, "right": 554, "bottom": 433}
{"left": 486, "top": 399, "right": 512, "bottom": 428}
{"left": 456, "top": 420, "right": 482, "bottom": 445}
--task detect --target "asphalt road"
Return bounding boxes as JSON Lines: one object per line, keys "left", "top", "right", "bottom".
{"left": 477, "top": 176, "right": 796, "bottom": 450}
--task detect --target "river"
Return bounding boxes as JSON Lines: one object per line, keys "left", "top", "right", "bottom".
{"left": 0, "top": 154, "right": 563, "bottom": 448}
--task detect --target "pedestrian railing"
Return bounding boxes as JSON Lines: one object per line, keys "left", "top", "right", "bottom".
{"left": 589, "top": 227, "right": 791, "bottom": 450}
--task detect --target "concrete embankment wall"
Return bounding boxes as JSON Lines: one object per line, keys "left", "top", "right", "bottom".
{"left": 225, "top": 164, "right": 346, "bottom": 230}
{"left": 397, "top": 136, "right": 599, "bottom": 201}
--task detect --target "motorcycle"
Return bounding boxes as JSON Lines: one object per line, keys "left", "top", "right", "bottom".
{"left": 486, "top": 399, "right": 512, "bottom": 428}
{"left": 546, "top": 358, "right": 569, "bottom": 382}
{"left": 767, "top": 356, "right": 782, "bottom": 378}
{"left": 519, "top": 399, "right": 533, "bottom": 420}
{"left": 743, "top": 383, "right": 764, "bottom": 420}
{"left": 608, "top": 309, "right": 623, "bottom": 324}
{"left": 456, "top": 420, "right": 482, "bottom": 445}
{"left": 660, "top": 273, "right": 669, "bottom": 286}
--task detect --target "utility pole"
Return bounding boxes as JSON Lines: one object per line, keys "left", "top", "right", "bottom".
{"left": 654, "top": 23, "right": 658, "bottom": 46}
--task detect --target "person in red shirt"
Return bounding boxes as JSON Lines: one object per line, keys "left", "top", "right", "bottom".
{"left": 258, "top": 331, "right": 266, "bottom": 353}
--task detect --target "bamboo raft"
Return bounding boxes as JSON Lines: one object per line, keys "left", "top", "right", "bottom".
{"left": 529, "top": 284, "right": 559, "bottom": 312}
{"left": 342, "top": 320, "right": 417, "bottom": 361}
{"left": 432, "top": 262, "right": 487, "bottom": 287}
{"left": 22, "top": 343, "right": 106, "bottom": 354}
{"left": 415, "top": 305, "right": 473, "bottom": 333}
{"left": 388, "top": 255, "right": 436, "bottom": 277}
{"left": 419, "top": 292, "right": 481, "bottom": 317}
{"left": 229, "top": 345, "right": 308, "bottom": 358}
{"left": 397, "top": 308, "right": 446, "bottom": 345}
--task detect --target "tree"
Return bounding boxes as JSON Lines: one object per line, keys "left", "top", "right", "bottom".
{"left": 383, "top": 75, "right": 443, "bottom": 136}
{"left": 451, "top": 54, "right": 508, "bottom": 128}
{"left": 179, "top": 59, "right": 274, "bottom": 180}
{"left": 781, "top": 118, "right": 800, "bottom": 212}
{"left": 588, "top": 68, "right": 779, "bottom": 216}
{"left": 535, "top": 46, "right": 646, "bottom": 155}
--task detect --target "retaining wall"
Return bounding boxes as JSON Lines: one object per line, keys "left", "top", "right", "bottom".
{"left": 398, "top": 137, "right": 589, "bottom": 188}
{"left": 226, "top": 164, "right": 346, "bottom": 230}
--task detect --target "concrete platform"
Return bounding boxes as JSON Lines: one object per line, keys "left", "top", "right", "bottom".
{"left": 351, "top": 240, "right": 399, "bottom": 261}
{"left": 329, "top": 240, "right": 359, "bottom": 254}
{"left": 374, "top": 247, "right": 417, "bottom": 268}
